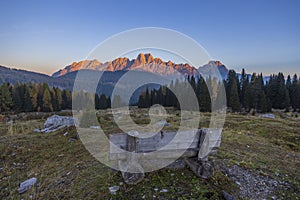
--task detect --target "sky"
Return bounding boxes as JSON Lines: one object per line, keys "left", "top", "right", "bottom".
{"left": 0, "top": 0, "right": 299, "bottom": 76}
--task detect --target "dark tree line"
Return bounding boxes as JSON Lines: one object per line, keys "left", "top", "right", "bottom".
{"left": 1, "top": 69, "right": 299, "bottom": 114}
{"left": 0, "top": 82, "right": 113, "bottom": 113}
{"left": 138, "top": 69, "right": 300, "bottom": 113}
{"left": 0, "top": 82, "right": 72, "bottom": 113}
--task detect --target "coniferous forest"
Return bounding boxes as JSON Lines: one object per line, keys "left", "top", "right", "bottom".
{"left": 0, "top": 69, "right": 299, "bottom": 114}
{"left": 137, "top": 69, "right": 300, "bottom": 113}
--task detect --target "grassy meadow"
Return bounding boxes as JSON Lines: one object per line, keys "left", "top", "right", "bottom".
{"left": 0, "top": 108, "right": 299, "bottom": 199}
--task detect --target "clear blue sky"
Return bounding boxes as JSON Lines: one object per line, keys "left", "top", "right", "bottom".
{"left": 0, "top": 0, "right": 299, "bottom": 76}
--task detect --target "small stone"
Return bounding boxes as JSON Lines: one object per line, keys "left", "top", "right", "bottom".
{"left": 63, "top": 132, "right": 68, "bottom": 136}
{"left": 34, "top": 129, "right": 41, "bottom": 133}
{"left": 119, "top": 182, "right": 124, "bottom": 186}
{"left": 109, "top": 186, "right": 120, "bottom": 195}
{"left": 259, "top": 114, "right": 275, "bottom": 119}
{"left": 89, "top": 126, "right": 100, "bottom": 129}
{"left": 18, "top": 177, "right": 38, "bottom": 194}
{"left": 160, "top": 189, "right": 168, "bottom": 193}
{"left": 68, "top": 138, "right": 77, "bottom": 142}
{"left": 154, "top": 188, "right": 158, "bottom": 192}
{"left": 223, "top": 191, "right": 235, "bottom": 200}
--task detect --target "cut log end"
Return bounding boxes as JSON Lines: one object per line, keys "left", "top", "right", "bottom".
{"left": 122, "top": 172, "right": 145, "bottom": 185}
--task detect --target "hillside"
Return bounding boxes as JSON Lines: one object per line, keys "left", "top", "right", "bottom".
{"left": 0, "top": 65, "right": 74, "bottom": 89}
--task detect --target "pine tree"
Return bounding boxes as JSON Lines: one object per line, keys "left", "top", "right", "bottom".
{"left": 0, "top": 83, "right": 13, "bottom": 112}
{"left": 50, "top": 88, "right": 58, "bottom": 111}
{"left": 43, "top": 88, "right": 53, "bottom": 112}
{"left": 197, "top": 76, "right": 211, "bottom": 112}
{"left": 24, "top": 85, "right": 33, "bottom": 112}
{"left": 291, "top": 74, "right": 299, "bottom": 110}
{"left": 12, "top": 83, "right": 22, "bottom": 112}
{"left": 226, "top": 70, "right": 241, "bottom": 112}
{"left": 30, "top": 85, "right": 38, "bottom": 111}
{"left": 144, "top": 86, "right": 151, "bottom": 108}
{"left": 112, "top": 94, "right": 123, "bottom": 108}
{"left": 99, "top": 94, "right": 108, "bottom": 109}
{"left": 106, "top": 96, "right": 111, "bottom": 108}
{"left": 56, "top": 88, "right": 62, "bottom": 111}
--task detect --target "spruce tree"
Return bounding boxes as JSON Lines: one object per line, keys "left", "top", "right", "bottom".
{"left": 226, "top": 70, "right": 241, "bottom": 112}
{"left": 43, "top": 88, "right": 53, "bottom": 112}
{"left": 99, "top": 94, "right": 108, "bottom": 109}
{"left": 0, "top": 83, "right": 13, "bottom": 112}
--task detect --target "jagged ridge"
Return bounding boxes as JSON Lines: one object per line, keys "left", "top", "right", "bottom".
{"left": 52, "top": 53, "right": 228, "bottom": 78}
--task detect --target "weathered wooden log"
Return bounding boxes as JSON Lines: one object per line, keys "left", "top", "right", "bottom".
{"left": 184, "top": 158, "right": 214, "bottom": 179}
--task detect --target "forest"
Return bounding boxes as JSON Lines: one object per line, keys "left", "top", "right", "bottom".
{"left": 138, "top": 69, "right": 300, "bottom": 113}
{"left": 0, "top": 69, "right": 299, "bottom": 113}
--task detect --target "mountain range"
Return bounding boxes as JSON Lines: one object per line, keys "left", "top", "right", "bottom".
{"left": 0, "top": 53, "right": 230, "bottom": 100}
{"left": 52, "top": 53, "right": 229, "bottom": 79}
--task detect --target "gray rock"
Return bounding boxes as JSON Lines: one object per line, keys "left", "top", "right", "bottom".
{"left": 160, "top": 189, "right": 168, "bottom": 193}
{"left": 18, "top": 177, "right": 38, "bottom": 194}
{"left": 109, "top": 186, "right": 120, "bottom": 195}
{"left": 39, "top": 115, "right": 77, "bottom": 133}
{"left": 34, "top": 128, "right": 41, "bottom": 133}
{"left": 154, "top": 120, "right": 170, "bottom": 127}
{"left": 259, "top": 114, "right": 275, "bottom": 119}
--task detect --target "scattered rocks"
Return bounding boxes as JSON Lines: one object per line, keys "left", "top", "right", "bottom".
{"left": 259, "top": 113, "right": 275, "bottom": 119}
{"left": 18, "top": 177, "right": 38, "bottom": 194}
{"left": 37, "top": 115, "right": 77, "bottom": 133}
{"left": 109, "top": 186, "right": 120, "bottom": 195}
{"left": 219, "top": 163, "right": 287, "bottom": 199}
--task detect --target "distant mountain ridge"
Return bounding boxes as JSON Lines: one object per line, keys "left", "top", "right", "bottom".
{"left": 52, "top": 53, "right": 229, "bottom": 79}
{"left": 0, "top": 54, "right": 231, "bottom": 100}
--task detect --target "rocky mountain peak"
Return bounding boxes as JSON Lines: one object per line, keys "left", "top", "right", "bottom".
{"left": 52, "top": 53, "right": 228, "bottom": 79}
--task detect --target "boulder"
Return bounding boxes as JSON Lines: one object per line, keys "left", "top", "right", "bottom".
{"left": 39, "top": 115, "right": 77, "bottom": 133}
